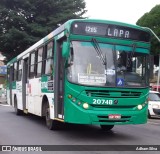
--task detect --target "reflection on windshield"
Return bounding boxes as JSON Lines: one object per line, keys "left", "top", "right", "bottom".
{"left": 67, "top": 41, "right": 149, "bottom": 88}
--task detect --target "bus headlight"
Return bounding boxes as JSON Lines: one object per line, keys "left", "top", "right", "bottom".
{"left": 137, "top": 105, "right": 143, "bottom": 110}
{"left": 83, "top": 103, "right": 89, "bottom": 109}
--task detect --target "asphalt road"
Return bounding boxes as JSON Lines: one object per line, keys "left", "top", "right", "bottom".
{"left": 0, "top": 103, "right": 160, "bottom": 154}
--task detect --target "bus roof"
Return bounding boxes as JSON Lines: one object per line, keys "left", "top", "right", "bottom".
{"left": 7, "top": 19, "right": 150, "bottom": 66}
{"left": 67, "top": 19, "right": 150, "bottom": 32}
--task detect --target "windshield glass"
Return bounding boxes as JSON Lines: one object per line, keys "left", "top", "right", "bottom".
{"left": 149, "top": 93, "right": 160, "bottom": 101}
{"left": 67, "top": 41, "right": 149, "bottom": 88}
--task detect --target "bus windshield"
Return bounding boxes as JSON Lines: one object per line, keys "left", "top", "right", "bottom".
{"left": 67, "top": 41, "right": 149, "bottom": 88}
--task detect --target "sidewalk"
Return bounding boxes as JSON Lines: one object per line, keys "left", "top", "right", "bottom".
{"left": 0, "top": 97, "right": 7, "bottom": 104}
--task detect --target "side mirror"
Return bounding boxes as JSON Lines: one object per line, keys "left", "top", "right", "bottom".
{"left": 62, "top": 42, "right": 69, "bottom": 58}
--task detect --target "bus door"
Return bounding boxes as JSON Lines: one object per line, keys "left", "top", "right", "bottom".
{"left": 22, "top": 58, "right": 28, "bottom": 110}
{"left": 54, "top": 40, "right": 65, "bottom": 120}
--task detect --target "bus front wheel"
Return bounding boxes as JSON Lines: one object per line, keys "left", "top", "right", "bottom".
{"left": 45, "top": 103, "right": 59, "bottom": 130}
{"left": 100, "top": 125, "right": 114, "bottom": 131}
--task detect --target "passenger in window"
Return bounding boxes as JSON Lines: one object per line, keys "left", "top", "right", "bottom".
{"left": 117, "top": 57, "right": 126, "bottom": 72}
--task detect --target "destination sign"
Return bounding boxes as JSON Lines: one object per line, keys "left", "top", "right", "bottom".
{"left": 71, "top": 22, "right": 150, "bottom": 42}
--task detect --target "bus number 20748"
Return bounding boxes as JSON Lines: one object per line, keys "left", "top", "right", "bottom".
{"left": 93, "top": 99, "right": 113, "bottom": 105}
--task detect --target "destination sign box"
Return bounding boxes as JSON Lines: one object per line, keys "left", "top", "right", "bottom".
{"left": 71, "top": 22, "right": 150, "bottom": 42}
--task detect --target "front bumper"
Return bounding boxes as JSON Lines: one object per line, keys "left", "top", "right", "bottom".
{"left": 64, "top": 102, "right": 148, "bottom": 125}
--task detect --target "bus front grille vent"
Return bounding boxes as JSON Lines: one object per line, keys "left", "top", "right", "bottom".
{"left": 85, "top": 90, "right": 142, "bottom": 98}
{"left": 90, "top": 105, "right": 136, "bottom": 109}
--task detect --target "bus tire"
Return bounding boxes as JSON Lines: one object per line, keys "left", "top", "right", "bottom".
{"left": 45, "top": 103, "right": 59, "bottom": 130}
{"left": 14, "top": 97, "right": 23, "bottom": 115}
{"left": 100, "top": 125, "right": 114, "bottom": 131}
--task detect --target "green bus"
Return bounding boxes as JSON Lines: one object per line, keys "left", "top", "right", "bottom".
{"left": 7, "top": 19, "right": 151, "bottom": 131}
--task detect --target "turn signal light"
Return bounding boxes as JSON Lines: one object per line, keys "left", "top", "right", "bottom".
{"left": 68, "top": 95, "right": 72, "bottom": 99}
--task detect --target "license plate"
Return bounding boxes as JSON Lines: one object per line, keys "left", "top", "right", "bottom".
{"left": 108, "top": 114, "right": 121, "bottom": 119}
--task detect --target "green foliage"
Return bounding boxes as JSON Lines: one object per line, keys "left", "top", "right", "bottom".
{"left": 0, "top": 0, "right": 87, "bottom": 61}
{"left": 136, "top": 5, "right": 160, "bottom": 57}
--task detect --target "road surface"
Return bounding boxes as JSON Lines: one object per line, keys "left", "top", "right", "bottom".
{"left": 0, "top": 103, "right": 160, "bottom": 154}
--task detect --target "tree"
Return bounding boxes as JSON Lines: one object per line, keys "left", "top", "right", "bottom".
{"left": 0, "top": 0, "right": 87, "bottom": 61}
{"left": 136, "top": 5, "right": 160, "bottom": 65}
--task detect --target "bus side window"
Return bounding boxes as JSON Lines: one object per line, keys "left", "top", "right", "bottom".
{"left": 10, "top": 66, "right": 14, "bottom": 81}
{"left": 13, "top": 62, "right": 17, "bottom": 81}
{"left": 36, "top": 47, "right": 43, "bottom": 77}
{"left": 7, "top": 67, "right": 10, "bottom": 82}
{"left": 17, "top": 60, "right": 22, "bottom": 81}
{"left": 44, "top": 41, "right": 54, "bottom": 75}
{"left": 29, "top": 52, "right": 36, "bottom": 78}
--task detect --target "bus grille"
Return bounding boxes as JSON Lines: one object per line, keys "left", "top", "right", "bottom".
{"left": 90, "top": 104, "right": 136, "bottom": 110}
{"left": 85, "top": 90, "right": 142, "bottom": 98}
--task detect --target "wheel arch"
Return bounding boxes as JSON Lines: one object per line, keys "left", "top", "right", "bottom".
{"left": 41, "top": 95, "right": 49, "bottom": 117}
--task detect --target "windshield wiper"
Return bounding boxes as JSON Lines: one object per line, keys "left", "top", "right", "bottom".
{"left": 126, "top": 43, "right": 136, "bottom": 67}
{"left": 91, "top": 38, "right": 107, "bottom": 66}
